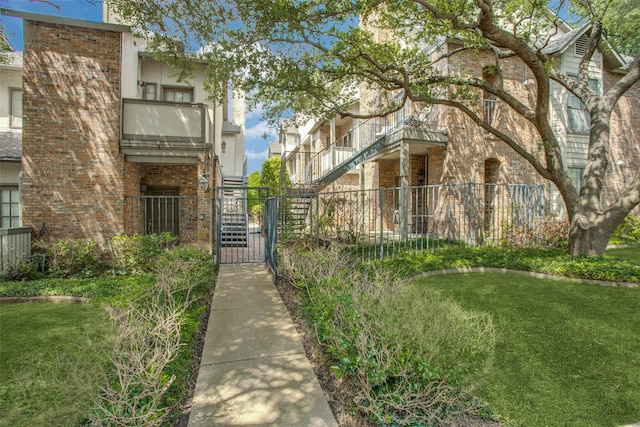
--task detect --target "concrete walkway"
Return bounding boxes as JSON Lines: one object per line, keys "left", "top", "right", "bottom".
{"left": 187, "top": 264, "right": 338, "bottom": 427}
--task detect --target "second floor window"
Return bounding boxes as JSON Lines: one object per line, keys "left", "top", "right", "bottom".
{"left": 567, "top": 167, "right": 584, "bottom": 191}
{"left": 163, "top": 87, "right": 193, "bottom": 103}
{"left": 143, "top": 83, "right": 157, "bottom": 100}
{"left": 567, "top": 78, "right": 599, "bottom": 134}
{"left": 10, "top": 88, "right": 23, "bottom": 128}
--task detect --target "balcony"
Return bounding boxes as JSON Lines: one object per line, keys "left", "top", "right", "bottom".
{"left": 300, "top": 100, "right": 448, "bottom": 189}
{"left": 120, "top": 98, "right": 211, "bottom": 164}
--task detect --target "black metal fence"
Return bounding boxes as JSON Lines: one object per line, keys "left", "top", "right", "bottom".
{"left": 127, "top": 196, "right": 199, "bottom": 242}
{"left": 216, "top": 186, "right": 270, "bottom": 264}
{"left": 270, "top": 183, "right": 546, "bottom": 264}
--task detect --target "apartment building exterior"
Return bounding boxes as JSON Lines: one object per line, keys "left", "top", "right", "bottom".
{"left": 0, "top": 49, "right": 22, "bottom": 229}
{"left": 280, "top": 18, "right": 638, "bottom": 234}
{"left": 1, "top": 8, "right": 246, "bottom": 251}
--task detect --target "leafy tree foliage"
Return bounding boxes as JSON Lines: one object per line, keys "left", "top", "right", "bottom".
{"left": 246, "top": 170, "right": 263, "bottom": 215}
{"left": 260, "top": 156, "right": 289, "bottom": 196}
{"left": 107, "top": 0, "right": 639, "bottom": 256}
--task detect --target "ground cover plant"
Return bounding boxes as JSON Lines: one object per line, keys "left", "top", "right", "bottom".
{"left": 377, "top": 245, "right": 640, "bottom": 283}
{"left": 277, "top": 243, "right": 639, "bottom": 426}
{"left": 420, "top": 272, "right": 640, "bottom": 426}
{"left": 278, "top": 244, "right": 497, "bottom": 425}
{"left": 0, "top": 236, "right": 215, "bottom": 427}
{"left": 0, "top": 302, "right": 114, "bottom": 427}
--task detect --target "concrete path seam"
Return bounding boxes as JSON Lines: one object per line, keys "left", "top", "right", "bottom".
{"left": 201, "top": 350, "right": 309, "bottom": 368}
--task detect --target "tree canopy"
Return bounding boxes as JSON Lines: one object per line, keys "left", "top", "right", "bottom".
{"left": 109, "top": 0, "right": 640, "bottom": 256}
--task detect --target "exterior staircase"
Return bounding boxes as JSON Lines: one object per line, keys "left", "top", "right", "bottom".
{"left": 220, "top": 176, "right": 249, "bottom": 247}
{"left": 279, "top": 192, "right": 314, "bottom": 237}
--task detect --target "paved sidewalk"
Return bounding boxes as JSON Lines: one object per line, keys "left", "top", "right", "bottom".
{"left": 187, "top": 264, "right": 338, "bottom": 426}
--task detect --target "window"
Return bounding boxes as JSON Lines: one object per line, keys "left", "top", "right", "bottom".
{"left": 482, "top": 66, "right": 498, "bottom": 125}
{"left": 10, "top": 88, "right": 22, "bottom": 128}
{"left": 0, "top": 186, "right": 20, "bottom": 228}
{"left": 163, "top": 87, "right": 193, "bottom": 103}
{"left": 567, "top": 167, "right": 584, "bottom": 190}
{"left": 143, "top": 83, "right": 157, "bottom": 100}
{"left": 567, "top": 77, "right": 600, "bottom": 133}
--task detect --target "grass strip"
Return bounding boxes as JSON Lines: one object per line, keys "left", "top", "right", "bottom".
{"left": 0, "top": 302, "right": 114, "bottom": 427}
{"left": 417, "top": 272, "right": 640, "bottom": 426}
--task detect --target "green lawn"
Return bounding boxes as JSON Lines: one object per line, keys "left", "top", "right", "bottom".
{"left": 606, "top": 246, "right": 640, "bottom": 264}
{"left": 0, "top": 302, "right": 114, "bottom": 427}
{"left": 415, "top": 272, "right": 640, "bottom": 427}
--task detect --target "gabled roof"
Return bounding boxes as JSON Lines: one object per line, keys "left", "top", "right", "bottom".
{"left": 541, "top": 23, "right": 591, "bottom": 56}
{"left": 541, "top": 21, "right": 629, "bottom": 72}
{"left": 0, "top": 130, "right": 22, "bottom": 161}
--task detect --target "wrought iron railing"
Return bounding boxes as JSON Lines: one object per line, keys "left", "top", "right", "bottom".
{"left": 127, "top": 196, "right": 198, "bottom": 242}
{"left": 270, "top": 183, "right": 546, "bottom": 266}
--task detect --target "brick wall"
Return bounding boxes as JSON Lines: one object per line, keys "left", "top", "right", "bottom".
{"left": 603, "top": 70, "right": 640, "bottom": 215}
{"left": 21, "top": 20, "right": 125, "bottom": 248}
{"left": 440, "top": 46, "right": 545, "bottom": 187}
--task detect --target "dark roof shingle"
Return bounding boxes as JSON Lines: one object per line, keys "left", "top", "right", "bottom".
{"left": 0, "top": 129, "right": 22, "bottom": 161}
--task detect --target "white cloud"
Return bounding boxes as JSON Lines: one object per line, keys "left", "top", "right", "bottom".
{"left": 245, "top": 120, "right": 276, "bottom": 141}
{"left": 246, "top": 104, "right": 266, "bottom": 121}
{"left": 245, "top": 149, "right": 269, "bottom": 160}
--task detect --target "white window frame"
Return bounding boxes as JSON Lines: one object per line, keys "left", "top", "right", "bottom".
{"left": 567, "top": 77, "right": 600, "bottom": 134}
{"left": 567, "top": 167, "right": 584, "bottom": 191}
{"left": 0, "top": 185, "right": 20, "bottom": 228}
{"left": 143, "top": 82, "right": 157, "bottom": 100}
{"left": 162, "top": 87, "right": 194, "bottom": 103}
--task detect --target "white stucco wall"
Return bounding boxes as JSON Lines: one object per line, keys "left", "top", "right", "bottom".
{"left": 0, "top": 161, "right": 20, "bottom": 185}
{"left": 0, "top": 66, "right": 23, "bottom": 129}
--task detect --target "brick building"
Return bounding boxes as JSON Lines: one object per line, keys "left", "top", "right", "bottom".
{"left": 2, "top": 9, "right": 246, "bottom": 251}
{"left": 280, "top": 17, "right": 639, "bottom": 237}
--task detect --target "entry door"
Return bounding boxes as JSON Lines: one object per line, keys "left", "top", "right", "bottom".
{"left": 145, "top": 187, "right": 180, "bottom": 236}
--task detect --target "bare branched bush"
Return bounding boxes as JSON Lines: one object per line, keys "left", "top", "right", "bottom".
{"left": 90, "top": 257, "right": 206, "bottom": 426}
{"left": 277, "top": 242, "right": 353, "bottom": 289}
{"left": 506, "top": 214, "right": 569, "bottom": 249}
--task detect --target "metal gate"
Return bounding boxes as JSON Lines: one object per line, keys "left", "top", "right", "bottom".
{"left": 216, "top": 186, "right": 270, "bottom": 264}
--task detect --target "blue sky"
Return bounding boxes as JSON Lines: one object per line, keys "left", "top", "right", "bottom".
{"left": 3, "top": 0, "right": 273, "bottom": 174}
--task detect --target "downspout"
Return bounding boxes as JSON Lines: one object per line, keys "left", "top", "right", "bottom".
{"left": 209, "top": 107, "right": 215, "bottom": 255}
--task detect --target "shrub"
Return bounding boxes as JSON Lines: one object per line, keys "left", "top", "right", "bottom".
{"left": 3, "top": 256, "right": 44, "bottom": 281}
{"left": 36, "top": 238, "right": 102, "bottom": 278}
{"left": 611, "top": 215, "right": 640, "bottom": 244}
{"left": 109, "top": 233, "right": 178, "bottom": 274}
{"left": 278, "top": 245, "right": 495, "bottom": 425}
{"left": 504, "top": 214, "right": 569, "bottom": 249}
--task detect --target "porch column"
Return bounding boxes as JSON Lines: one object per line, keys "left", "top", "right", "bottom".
{"left": 399, "top": 140, "right": 409, "bottom": 240}
{"left": 330, "top": 119, "right": 336, "bottom": 168}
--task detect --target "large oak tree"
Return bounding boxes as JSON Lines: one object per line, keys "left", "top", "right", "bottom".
{"left": 108, "top": 0, "right": 640, "bottom": 256}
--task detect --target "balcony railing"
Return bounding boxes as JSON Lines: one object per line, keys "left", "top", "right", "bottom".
{"left": 301, "top": 97, "right": 445, "bottom": 186}
{"left": 121, "top": 98, "right": 209, "bottom": 143}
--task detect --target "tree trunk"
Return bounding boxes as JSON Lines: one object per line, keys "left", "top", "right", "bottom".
{"left": 567, "top": 209, "right": 625, "bottom": 256}
{"left": 568, "top": 223, "right": 610, "bottom": 256}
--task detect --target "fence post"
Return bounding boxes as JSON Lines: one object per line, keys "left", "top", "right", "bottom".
{"left": 315, "top": 192, "right": 320, "bottom": 248}
{"left": 379, "top": 187, "right": 384, "bottom": 259}
{"left": 467, "top": 182, "right": 473, "bottom": 247}
{"left": 215, "top": 190, "right": 221, "bottom": 264}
